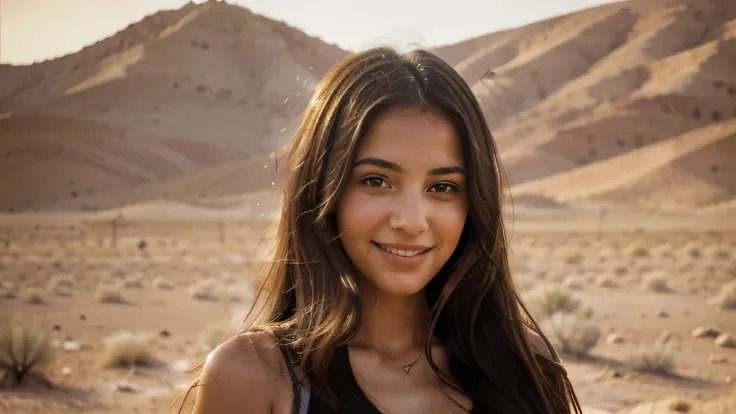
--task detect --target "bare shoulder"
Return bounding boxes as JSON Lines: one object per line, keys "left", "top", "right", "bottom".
{"left": 525, "top": 327, "right": 559, "bottom": 363}
{"left": 191, "top": 331, "right": 289, "bottom": 414}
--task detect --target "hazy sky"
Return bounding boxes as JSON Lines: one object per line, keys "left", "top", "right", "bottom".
{"left": 1, "top": 0, "right": 617, "bottom": 64}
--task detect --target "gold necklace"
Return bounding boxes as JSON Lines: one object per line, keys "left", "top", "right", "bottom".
{"left": 400, "top": 354, "right": 423, "bottom": 374}
{"left": 376, "top": 348, "right": 424, "bottom": 375}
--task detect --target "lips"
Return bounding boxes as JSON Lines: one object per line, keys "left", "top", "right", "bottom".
{"left": 375, "top": 244, "right": 427, "bottom": 257}
{"left": 373, "top": 242, "right": 431, "bottom": 257}
{"left": 371, "top": 241, "right": 432, "bottom": 270}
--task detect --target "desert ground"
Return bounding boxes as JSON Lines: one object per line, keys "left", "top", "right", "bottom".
{"left": 1, "top": 205, "right": 735, "bottom": 414}
{"left": 2, "top": 0, "right": 736, "bottom": 412}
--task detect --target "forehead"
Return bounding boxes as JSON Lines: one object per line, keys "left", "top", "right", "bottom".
{"left": 355, "top": 107, "right": 462, "bottom": 166}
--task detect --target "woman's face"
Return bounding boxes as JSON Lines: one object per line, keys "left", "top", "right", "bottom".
{"left": 336, "top": 106, "right": 468, "bottom": 297}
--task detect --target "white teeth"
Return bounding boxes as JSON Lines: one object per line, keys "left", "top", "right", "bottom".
{"left": 378, "top": 244, "right": 425, "bottom": 257}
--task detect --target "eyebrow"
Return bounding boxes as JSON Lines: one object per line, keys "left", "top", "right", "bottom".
{"left": 352, "top": 157, "right": 465, "bottom": 176}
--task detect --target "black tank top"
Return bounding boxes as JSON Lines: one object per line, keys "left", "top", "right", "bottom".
{"left": 278, "top": 345, "right": 482, "bottom": 414}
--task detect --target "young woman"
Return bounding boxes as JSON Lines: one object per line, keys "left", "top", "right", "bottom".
{"left": 182, "top": 47, "right": 581, "bottom": 413}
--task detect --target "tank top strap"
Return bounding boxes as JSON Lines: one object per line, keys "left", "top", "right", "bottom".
{"left": 277, "top": 345, "right": 311, "bottom": 414}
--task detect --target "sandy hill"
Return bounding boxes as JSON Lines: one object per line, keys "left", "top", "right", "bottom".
{"left": 0, "top": 0, "right": 345, "bottom": 212}
{"left": 1, "top": 0, "right": 734, "bottom": 213}
{"left": 434, "top": 0, "right": 735, "bottom": 211}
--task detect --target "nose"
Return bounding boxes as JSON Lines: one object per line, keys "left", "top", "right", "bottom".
{"left": 388, "top": 188, "right": 429, "bottom": 236}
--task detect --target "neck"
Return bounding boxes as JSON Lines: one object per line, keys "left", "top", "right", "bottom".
{"left": 350, "top": 278, "right": 432, "bottom": 358}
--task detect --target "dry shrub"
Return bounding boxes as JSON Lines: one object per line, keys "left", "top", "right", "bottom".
{"left": 668, "top": 399, "right": 692, "bottom": 412}
{"left": 561, "top": 276, "right": 584, "bottom": 290}
{"left": 556, "top": 247, "right": 585, "bottom": 265}
{"left": 680, "top": 242, "right": 702, "bottom": 259}
{"left": 123, "top": 272, "right": 145, "bottom": 289}
{"left": 628, "top": 343, "right": 675, "bottom": 374}
{"left": 651, "top": 243, "right": 674, "bottom": 257}
{"left": 101, "top": 331, "right": 159, "bottom": 368}
{"left": 47, "top": 275, "right": 74, "bottom": 291}
{"left": 47, "top": 275, "right": 74, "bottom": 297}
{"left": 528, "top": 285, "right": 581, "bottom": 319}
{"left": 151, "top": 277, "right": 174, "bottom": 290}
{"left": 641, "top": 272, "right": 670, "bottom": 293}
{"left": 708, "top": 247, "right": 731, "bottom": 260}
{"left": 0, "top": 315, "right": 54, "bottom": 388}
{"left": 707, "top": 282, "right": 736, "bottom": 309}
{"left": 623, "top": 242, "right": 650, "bottom": 258}
{"left": 541, "top": 312, "right": 600, "bottom": 356}
{"left": 189, "top": 279, "right": 218, "bottom": 301}
{"left": 94, "top": 284, "right": 128, "bottom": 304}
{"left": 22, "top": 288, "right": 48, "bottom": 305}
{"left": 0, "top": 282, "right": 16, "bottom": 299}
{"left": 594, "top": 275, "right": 618, "bottom": 288}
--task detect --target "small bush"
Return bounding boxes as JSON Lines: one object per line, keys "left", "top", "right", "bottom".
{"left": 47, "top": 275, "right": 74, "bottom": 296}
{"left": 152, "top": 277, "right": 174, "bottom": 290}
{"left": 541, "top": 312, "right": 600, "bottom": 356}
{"left": 0, "top": 315, "right": 55, "bottom": 388}
{"left": 94, "top": 284, "right": 127, "bottom": 304}
{"left": 628, "top": 343, "right": 675, "bottom": 374}
{"left": 22, "top": 288, "right": 48, "bottom": 305}
{"left": 123, "top": 273, "right": 144, "bottom": 289}
{"left": 0, "top": 282, "right": 16, "bottom": 299}
{"left": 189, "top": 280, "right": 218, "bottom": 301}
{"left": 623, "top": 242, "right": 649, "bottom": 258}
{"left": 707, "top": 281, "right": 736, "bottom": 309}
{"left": 101, "top": 331, "right": 160, "bottom": 368}
{"left": 595, "top": 275, "right": 618, "bottom": 288}
{"left": 557, "top": 247, "right": 585, "bottom": 265}
{"left": 641, "top": 272, "right": 670, "bottom": 292}
{"left": 681, "top": 243, "right": 702, "bottom": 258}
{"left": 529, "top": 285, "right": 581, "bottom": 319}
{"left": 562, "top": 276, "right": 584, "bottom": 290}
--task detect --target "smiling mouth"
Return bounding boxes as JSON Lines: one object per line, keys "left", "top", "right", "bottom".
{"left": 372, "top": 242, "right": 432, "bottom": 257}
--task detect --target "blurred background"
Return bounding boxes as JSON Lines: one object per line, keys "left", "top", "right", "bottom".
{"left": 0, "top": 0, "right": 734, "bottom": 413}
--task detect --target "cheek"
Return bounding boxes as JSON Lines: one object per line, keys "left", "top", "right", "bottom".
{"left": 336, "top": 188, "right": 384, "bottom": 238}
{"left": 433, "top": 201, "right": 468, "bottom": 245}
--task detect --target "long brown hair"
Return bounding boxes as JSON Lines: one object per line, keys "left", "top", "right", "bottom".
{"left": 186, "top": 46, "right": 581, "bottom": 413}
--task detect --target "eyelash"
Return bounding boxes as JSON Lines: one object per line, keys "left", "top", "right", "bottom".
{"left": 360, "top": 177, "right": 459, "bottom": 193}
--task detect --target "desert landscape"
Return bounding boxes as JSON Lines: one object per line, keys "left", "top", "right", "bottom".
{"left": 1, "top": 0, "right": 735, "bottom": 413}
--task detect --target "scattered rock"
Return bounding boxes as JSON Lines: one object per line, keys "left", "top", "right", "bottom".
{"left": 657, "top": 331, "right": 672, "bottom": 344}
{"left": 606, "top": 333, "right": 626, "bottom": 345}
{"left": 61, "top": 367, "right": 72, "bottom": 376}
{"left": 160, "top": 330, "right": 171, "bottom": 338}
{"left": 80, "top": 314, "right": 87, "bottom": 321}
{"left": 656, "top": 309, "right": 669, "bottom": 318}
{"left": 714, "top": 333, "right": 736, "bottom": 348}
{"left": 708, "top": 354, "right": 730, "bottom": 364}
{"left": 53, "top": 324, "right": 62, "bottom": 331}
{"left": 117, "top": 382, "right": 139, "bottom": 393}
{"left": 62, "top": 341, "right": 81, "bottom": 352}
{"left": 691, "top": 326, "right": 721, "bottom": 338}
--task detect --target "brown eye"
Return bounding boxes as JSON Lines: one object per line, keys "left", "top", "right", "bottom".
{"left": 428, "top": 183, "right": 457, "bottom": 193}
{"left": 362, "top": 177, "right": 390, "bottom": 188}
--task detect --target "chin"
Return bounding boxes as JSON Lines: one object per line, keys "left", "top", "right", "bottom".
{"left": 368, "top": 272, "right": 430, "bottom": 297}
